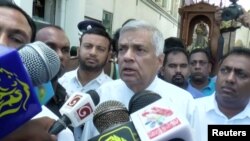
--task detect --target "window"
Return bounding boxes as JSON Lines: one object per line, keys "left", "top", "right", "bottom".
{"left": 141, "top": 0, "right": 180, "bottom": 21}
{"left": 153, "top": 0, "right": 163, "bottom": 6}
{"left": 102, "top": 10, "right": 113, "bottom": 36}
{"left": 32, "top": 0, "right": 56, "bottom": 24}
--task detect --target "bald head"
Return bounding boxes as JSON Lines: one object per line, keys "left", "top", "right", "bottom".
{"left": 36, "top": 26, "right": 70, "bottom": 76}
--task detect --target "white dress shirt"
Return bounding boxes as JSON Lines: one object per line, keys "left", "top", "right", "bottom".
{"left": 58, "top": 68, "right": 113, "bottom": 141}
{"left": 58, "top": 68, "right": 113, "bottom": 96}
{"left": 195, "top": 93, "right": 250, "bottom": 141}
{"left": 80, "top": 76, "right": 200, "bottom": 141}
{"left": 33, "top": 106, "right": 74, "bottom": 141}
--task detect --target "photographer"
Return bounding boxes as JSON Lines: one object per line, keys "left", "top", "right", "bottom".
{"left": 212, "top": 0, "right": 250, "bottom": 75}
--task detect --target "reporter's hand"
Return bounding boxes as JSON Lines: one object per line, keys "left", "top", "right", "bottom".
{"left": 2, "top": 117, "right": 57, "bottom": 141}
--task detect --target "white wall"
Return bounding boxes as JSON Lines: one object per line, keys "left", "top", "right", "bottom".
{"left": 63, "top": 0, "right": 86, "bottom": 46}
{"left": 14, "top": 0, "right": 33, "bottom": 16}
{"left": 15, "top": 0, "right": 180, "bottom": 46}
{"left": 84, "top": 0, "right": 179, "bottom": 38}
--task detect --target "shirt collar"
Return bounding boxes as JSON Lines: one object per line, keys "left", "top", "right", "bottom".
{"left": 205, "top": 93, "right": 250, "bottom": 119}
{"left": 74, "top": 68, "right": 109, "bottom": 86}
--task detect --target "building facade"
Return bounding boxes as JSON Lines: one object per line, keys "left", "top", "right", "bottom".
{"left": 13, "top": 0, "right": 183, "bottom": 47}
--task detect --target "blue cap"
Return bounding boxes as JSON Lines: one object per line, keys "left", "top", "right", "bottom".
{"left": 77, "top": 20, "right": 105, "bottom": 33}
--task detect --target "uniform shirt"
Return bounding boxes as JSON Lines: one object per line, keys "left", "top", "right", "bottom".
{"left": 80, "top": 76, "right": 200, "bottom": 141}
{"left": 195, "top": 93, "right": 250, "bottom": 141}
{"left": 58, "top": 68, "right": 113, "bottom": 96}
{"left": 33, "top": 106, "right": 74, "bottom": 141}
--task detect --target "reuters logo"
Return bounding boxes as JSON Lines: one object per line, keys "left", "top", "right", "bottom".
{"left": 0, "top": 68, "right": 30, "bottom": 117}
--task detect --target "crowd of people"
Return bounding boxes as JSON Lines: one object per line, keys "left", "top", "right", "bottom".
{"left": 1, "top": 0, "right": 250, "bottom": 141}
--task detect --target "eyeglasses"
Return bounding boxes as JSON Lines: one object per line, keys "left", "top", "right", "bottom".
{"left": 190, "top": 60, "right": 208, "bottom": 66}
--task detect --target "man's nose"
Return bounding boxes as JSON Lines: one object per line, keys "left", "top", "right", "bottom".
{"left": 0, "top": 33, "right": 9, "bottom": 47}
{"left": 123, "top": 48, "right": 134, "bottom": 61}
{"left": 225, "top": 71, "right": 236, "bottom": 84}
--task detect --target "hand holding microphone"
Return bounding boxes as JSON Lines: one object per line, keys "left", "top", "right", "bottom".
{"left": 2, "top": 117, "right": 57, "bottom": 141}
{"left": 49, "top": 90, "right": 100, "bottom": 135}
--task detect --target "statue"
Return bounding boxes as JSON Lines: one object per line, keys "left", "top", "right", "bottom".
{"left": 187, "top": 21, "right": 209, "bottom": 52}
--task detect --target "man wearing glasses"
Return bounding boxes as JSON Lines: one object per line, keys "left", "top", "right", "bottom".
{"left": 188, "top": 48, "right": 216, "bottom": 97}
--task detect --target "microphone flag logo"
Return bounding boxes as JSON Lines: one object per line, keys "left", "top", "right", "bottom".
{"left": 77, "top": 103, "right": 93, "bottom": 120}
{"left": 67, "top": 94, "right": 82, "bottom": 107}
{"left": 0, "top": 46, "right": 41, "bottom": 138}
{"left": 140, "top": 106, "right": 181, "bottom": 139}
{"left": 0, "top": 68, "right": 30, "bottom": 117}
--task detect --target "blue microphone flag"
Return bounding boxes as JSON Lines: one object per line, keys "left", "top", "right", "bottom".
{"left": 0, "top": 45, "right": 41, "bottom": 138}
{"left": 34, "top": 81, "right": 55, "bottom": 105}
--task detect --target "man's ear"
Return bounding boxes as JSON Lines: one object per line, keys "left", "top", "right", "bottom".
{"left": 107, "top": 50, "right": 113, "bottom": 63}
{"left": 157, "top": 53, "right": 165, "bottom": 71}
{"left": 208, "top": 62, "right": 212, "bottom": 74}
{"left": 159, "top": 66, "right": 165, "bottom": 78}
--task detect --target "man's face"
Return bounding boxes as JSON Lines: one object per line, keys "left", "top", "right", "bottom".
{"left": 189, "top": 52, "right": 211, "bottom": 83}
{"left": 35, "top": 27, "right": 70, "bottom": 76}
{"left": 0, "top": 7, "right": 32, "bottom": 48}
{"left": 161, "top": 52, "right": 189, "bottom": 88}
{"left": 118, "top": 29, "right": 163, "bottom": 92}
{"left": 79, "top": 34, "right": 110, "bottom": 72}
{"left": 216, "top": 55, "right": 250, "bottom": 108}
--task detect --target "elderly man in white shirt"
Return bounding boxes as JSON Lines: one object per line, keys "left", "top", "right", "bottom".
{"left": 196, "top": 47, "right": 250, "bottom": 141}
{"left": 80, "top": 20, "right": 200, "bottom": 141}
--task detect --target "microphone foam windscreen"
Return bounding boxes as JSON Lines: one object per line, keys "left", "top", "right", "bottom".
{"left": 18, "top": 41, "right": 60, "bottom": 86}
{"left": 93, "top": 100, "right": 129, "bottom": 133}
{"left": 128, "top": 90, "right": 161, "bottom": 114}
{"left": 86, "top": 90, "right": 100, "bottom": 105}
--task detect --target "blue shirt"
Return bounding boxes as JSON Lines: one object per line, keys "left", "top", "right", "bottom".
{"left": 188, "top": 77, "right": 216, "bottom": 97}
{"left": 186, "top": 83, "right": 204, "bottom": 98}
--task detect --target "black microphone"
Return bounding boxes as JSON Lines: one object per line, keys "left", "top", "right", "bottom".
{"left": 89, "top": 100, "right": 140, "bottom": 141}
{"left": 49, "top": 90, "right": 100, "bottom": 135}
{"left": 89, "top": 90, "right": 162, "bottom": 141}
{"left": 128, "top": 90, "right": 162, "bottom": 114}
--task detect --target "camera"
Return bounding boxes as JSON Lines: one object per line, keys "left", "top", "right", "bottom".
{"left": 221, "top": 0, "right": 243, "bottom": 21}
{"left": 220, "top": 0, "right": 243, "bottom": 32}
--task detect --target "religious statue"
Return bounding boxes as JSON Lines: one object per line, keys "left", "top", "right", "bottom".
{"left": 187, "top": 21, "right": 209, "bottom": 52}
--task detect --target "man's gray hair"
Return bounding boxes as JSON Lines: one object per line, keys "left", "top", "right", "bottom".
{"left": 120, "top": 20, "right": 164, "bottom": 56}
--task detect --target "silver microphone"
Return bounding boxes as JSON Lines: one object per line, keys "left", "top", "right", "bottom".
{"left": 18, "top": 41, "right": 60, "bottom": 86}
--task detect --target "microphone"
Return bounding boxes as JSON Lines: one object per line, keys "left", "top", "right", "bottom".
{"left": 89, "top": 100, "right": 140, "bottom": 141}
{"left": 49, "top": 90, "right": 100, "bottom": 134}
{"left": 18, "top": 41, "right": 60, "bottom": 86}
{"left": 20, "top": 41, "right": 60, "bottom": 105}
{"left": 0, "top": 41, "right": 60, "bottom": 138}
{"left": 0, "top": 45, "right": 42, "bottom": 138}
{"left": 128, "top": 90, "right": 162, "bottom": 115}
{"left": 129, "top": 91, "right": 193, "bottom": 141}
